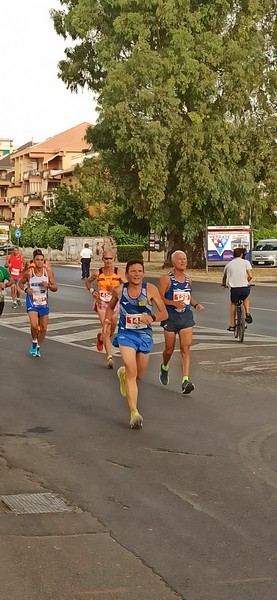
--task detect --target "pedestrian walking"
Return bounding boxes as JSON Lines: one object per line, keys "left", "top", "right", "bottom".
{"left": 80, "top": 243, "right": 93, "bottom": 279}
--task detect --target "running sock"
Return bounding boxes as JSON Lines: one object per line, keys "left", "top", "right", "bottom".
{"left": 162, "top": 364, "right": 169, "bottom": 371}
{"left": 130, "top": 409, "right": 139, "bottom": 416}
{"left": 32, "top": 340, "right": 38, "bottom": 348}
{"left": 182, "top": 376, "right": 189, "bottom": 383}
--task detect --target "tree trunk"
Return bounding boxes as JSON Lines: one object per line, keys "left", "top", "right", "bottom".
{"left": 163, "top": 231, "right": 185, "bottom": 267}
{"left": 164, "top": 231, "right": 205, "bottom": 269}
{"left": 184, "top": 233, "right": 205, "bottom": 269}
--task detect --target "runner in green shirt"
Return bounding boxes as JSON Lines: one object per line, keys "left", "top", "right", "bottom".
{"left": 0, "top": 266, "right": 14, "bottom": 316}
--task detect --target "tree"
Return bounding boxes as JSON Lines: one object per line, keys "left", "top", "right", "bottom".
{"left": 46, "top": 185, "right": 89, "bottom": 234}
{"left": 19, "top": 212, "right": 48, "bottom": 248}
{"left": 51, "top": 1, "right": 276, "bottom": 264}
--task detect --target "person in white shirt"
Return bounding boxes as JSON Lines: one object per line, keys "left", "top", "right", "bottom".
{"left": 80, "top": 243, "right": 93, "bottom": 279}
{"left": 222, "top": 247, "right": 253, "bottom": 331}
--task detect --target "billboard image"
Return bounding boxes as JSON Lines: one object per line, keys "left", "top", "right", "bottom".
{"left": 0, "top": 225, "right": 9, "bottom": 245}
{"left": 207, "top": 226, "right": 251, "bottom": 264}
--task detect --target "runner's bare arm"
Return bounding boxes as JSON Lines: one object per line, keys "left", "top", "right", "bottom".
{"left": 0, "top": 275, "right": 13, "bottom": 289}
{"left": 103, "top": 286, "right": 121, "bottom": 335}
{"left": 19, "top": 271, "right": 32, "bottom": 295}
{"left": 147, "top": 283, "right": 168, "bottom": 323}
{"left": 46, "top": 269, "right": 58, "bottom": 292}
{"left": 85, "top": 270, "right": 98, "bottom": 290}
{"left": 158, "top": 274, "right": 185, "bottom": 311}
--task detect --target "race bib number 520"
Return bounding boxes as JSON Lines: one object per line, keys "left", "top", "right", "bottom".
{"left": 125, "top": 314, "right": 147, "bottom": 329}
{"left": 173, "top": 290, "right": 191, "bottom": 305}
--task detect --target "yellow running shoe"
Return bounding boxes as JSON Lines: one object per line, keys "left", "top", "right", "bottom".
{"left": 117, "top": 366, "right": 126, "bottom": 397}
{"left": 130, "top": 410, "right": 143, "bottom": 429}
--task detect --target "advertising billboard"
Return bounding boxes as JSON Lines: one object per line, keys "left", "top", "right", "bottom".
{"left": 0, "top": 225, "right": 9, "bottom": 245}
{"left": 206, "top": 226, "right": 251, "bottom": 265}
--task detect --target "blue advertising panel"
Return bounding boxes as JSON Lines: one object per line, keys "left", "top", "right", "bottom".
{"left": 207, "top": 226, "right": 251, "bottom": 265}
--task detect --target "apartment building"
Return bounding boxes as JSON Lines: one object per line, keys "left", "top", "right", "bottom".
{"left": 8, "top": 122, "right": 91, "bottom": 224}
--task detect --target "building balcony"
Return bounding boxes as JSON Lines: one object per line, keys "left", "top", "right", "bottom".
{"left": 23, "top": 169, "right": 43, "bottom": 180}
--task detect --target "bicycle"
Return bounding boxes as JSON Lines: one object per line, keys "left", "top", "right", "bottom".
{"left": 234, "top": 296, "right": 245, "bottom": 343}
{"left": 222, "top": 284, "right": 254, "bottom": 344}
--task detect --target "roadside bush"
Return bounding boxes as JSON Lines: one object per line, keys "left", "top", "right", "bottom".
{"left": 32, "top": 222, "right": 48, "bottom": 248}
{"left": 117, "top": 245, "right": 144, "bottom": 262}
{"left": 47, "top": 225, "right": 72, "bottom": 250}
{"left": 253, "top": 227, "right": 277, "bottom": 243}
{"left": 77, "top": 217, "right": 109, "bottom": 237}
{"left": 109, "top": 225, "right": 147, "bottom": 247}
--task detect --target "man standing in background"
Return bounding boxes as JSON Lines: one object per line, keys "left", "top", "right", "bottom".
{"left": 80, "top": 243, "right": 93, "bottom": 279}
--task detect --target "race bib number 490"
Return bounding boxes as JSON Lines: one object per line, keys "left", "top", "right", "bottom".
{"left": 33, "top": 292, "right": 47, "bottom": 307}
{"left": 173, "top": 290, "right": 191, "bottom": 305}
{"left": 125, "top": 314, "right": 147, "bottom": 329}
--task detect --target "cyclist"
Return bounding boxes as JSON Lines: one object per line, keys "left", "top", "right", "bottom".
{"left": 222, "top": 247, "right": 253, "bottom": 331}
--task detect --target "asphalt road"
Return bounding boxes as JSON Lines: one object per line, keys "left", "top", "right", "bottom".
{"left": 1, "top": 265, "right": 277, "bottom": 600}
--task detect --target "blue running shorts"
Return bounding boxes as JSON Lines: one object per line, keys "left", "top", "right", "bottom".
{"left": 113, "top": 331, "right": 153, "bottom": 354}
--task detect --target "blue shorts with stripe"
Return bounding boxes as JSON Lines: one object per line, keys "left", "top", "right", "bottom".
{"left": 113, "top": 330, "right": 153, "bottom": 354}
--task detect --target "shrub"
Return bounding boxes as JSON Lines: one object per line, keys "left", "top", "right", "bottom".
{"left": 253, "top": 227, "right": 277, "bottom": 243}
{"left": 117, "top": 245, "right": 144, "bottom": 262}
{"left": 32, "top": 223, "right": 48, "bottom": 248}
{"left": 47, "top": 225, "right": 72, "bottom": 250}
{"left": 110, "top": 225, "right": 147, "bottom": 247}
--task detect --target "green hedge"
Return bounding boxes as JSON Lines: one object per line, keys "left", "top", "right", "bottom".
{"left": 117, "top": 245, "right": 144, "bottom": 262}
{"left": 253, "top": 227, "right": 277, "bottom": 243}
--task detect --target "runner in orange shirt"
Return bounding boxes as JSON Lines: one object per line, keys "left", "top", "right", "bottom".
{"left": 86, "top": 250, "right": 126, "bottom": 368}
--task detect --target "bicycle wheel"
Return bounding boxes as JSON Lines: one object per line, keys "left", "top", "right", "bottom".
{"left": 238, "top": 305, "right": 245, "bottom": 343}
{"left": 234, "top": 305, "right": 239, "bottom": 338}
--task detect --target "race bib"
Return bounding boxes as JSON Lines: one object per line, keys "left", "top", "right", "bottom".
{"left": 99, "top": 290, "right": 112, "bottom": 302}
{"left": 11, "top": 268, "right": 20, "bottom": 277}
{"left": 125, "top": 314, "right": 147, "bottom": 330}
{"left": 33, "top": 291, "right": 47, "bottom": 307}
{"left": 173, "top": 290, "right": 191, "bottom": 305}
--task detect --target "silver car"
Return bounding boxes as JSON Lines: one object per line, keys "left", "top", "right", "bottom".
{"left": 252, "top": 239, "right": 277, "bottom": 267}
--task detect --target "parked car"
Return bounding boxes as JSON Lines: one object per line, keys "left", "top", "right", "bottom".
{"left": 0, "top": 244, "right": 15, "bottom": 256}
{"left": 252, "top": 239, "right": 277, "bottom": 267}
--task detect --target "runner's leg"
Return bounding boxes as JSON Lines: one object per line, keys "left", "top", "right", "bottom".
{"left": 119, "top": 346, "right": 138, "bottom": 412}
{"left": 37, "top": 315, "right": 48, "bottom": 346}
{"left": 28, "top": 310, "right": 39, "bottom": 341}
{"left": 162, "top": 331, "right": 176, "bottom": 366}
{"left": 178, "top": 327, "right": 193, "bottom": 378}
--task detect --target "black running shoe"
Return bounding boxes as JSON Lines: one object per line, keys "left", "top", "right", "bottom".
{"left": 159, "top": 365, "right": 169, "bottom": 386}
{"left": 182, "top": 380, "right": 195, "bottom": 395}
{"left": 245, "top": 313, "right": 253, "bottom": 324}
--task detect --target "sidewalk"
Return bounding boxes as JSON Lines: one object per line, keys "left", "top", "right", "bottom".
{"left": 61, "top": 261, "right": 277, "bottom": 284}
{"left": 0, "top": 448, "right": 180, "bottom": 600}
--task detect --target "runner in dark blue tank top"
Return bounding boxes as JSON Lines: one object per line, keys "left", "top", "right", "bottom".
{"left": 103, "top": 260, "right": 168, "bottom": 429}
{"left": 158, "top": 251, "right": 204, "bottom": 394}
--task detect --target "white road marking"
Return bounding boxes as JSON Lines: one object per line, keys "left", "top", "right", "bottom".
{"left": 252, "top": 306, "right": 277, "bottom": 312}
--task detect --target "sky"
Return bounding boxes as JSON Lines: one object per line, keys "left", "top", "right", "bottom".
{"left": 0, "top": 0, "right": 97, "bottom": 147}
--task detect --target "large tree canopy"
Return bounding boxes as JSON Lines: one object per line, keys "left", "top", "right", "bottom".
{"left": 51, "top": 0, "right": 276, "bottom": 256}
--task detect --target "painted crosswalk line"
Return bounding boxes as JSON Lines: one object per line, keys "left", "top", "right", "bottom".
{"left": 1, "top": 313, "right": 277, "bottom": 353}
